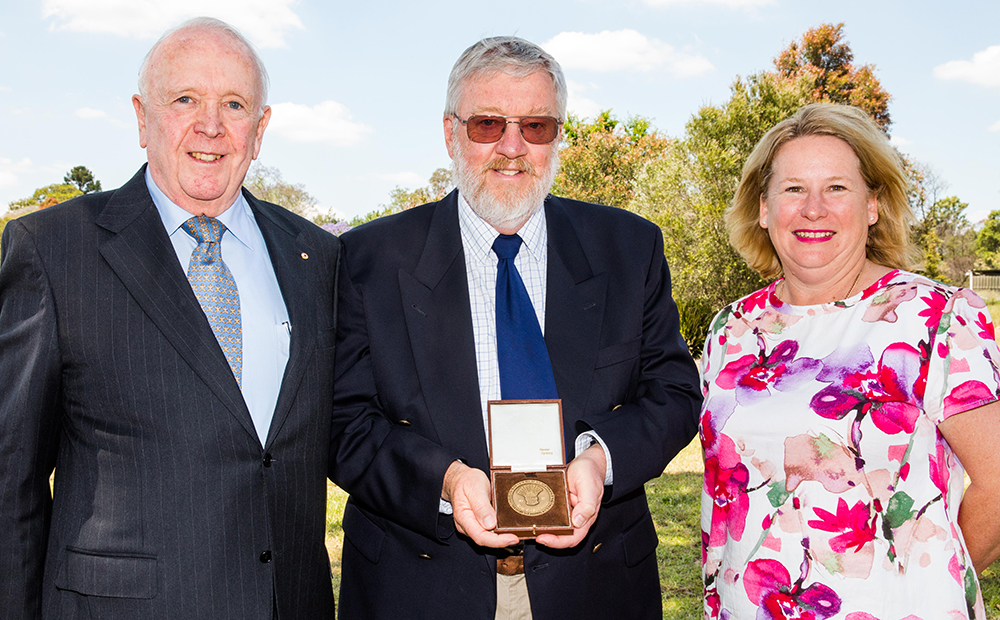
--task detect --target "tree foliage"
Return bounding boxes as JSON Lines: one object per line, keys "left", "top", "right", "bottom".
{"left": 354, "top": 168, "right": 454, "bottom": 226}
{"left": 976, "top": 211, "right": 1000, "bottom": 270}
{"left": 8, "top": 183, "right": 82, "bottom": 210}
{"left": 553, "top": 111, "right": 670, "bottom": 208}
{"left": 63, "top": 165, "right": 102, "bottom": 194}
{"left": 382, "top": 168, "right": 452, "bottom": 213}
{"left": 244, "top": 164, "right": 318, "bottom": 218}
{"left": 773, "top": 22, "right": 892, "bottom": 131}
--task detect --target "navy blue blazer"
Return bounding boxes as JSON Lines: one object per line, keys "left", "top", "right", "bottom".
{"left": 0, "top": 167, "right": 371, "bottom": 620}
{"left": 332, "top": 191, "right": 702, "bottom": 620}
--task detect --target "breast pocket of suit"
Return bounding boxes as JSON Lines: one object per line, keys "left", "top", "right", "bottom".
{"left": 54, "top": 547, "right": 158, "bottom": 599}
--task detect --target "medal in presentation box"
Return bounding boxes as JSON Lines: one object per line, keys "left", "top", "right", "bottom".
{"left": 488, "top": 399, "right": 573, "bottom": 539}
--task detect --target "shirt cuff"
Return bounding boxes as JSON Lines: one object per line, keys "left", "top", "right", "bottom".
{"left": 575, "top": 431, "right": 613, "bottom": 486}
{"left": 439, "top": 498, "right": 454, "bottom": 515}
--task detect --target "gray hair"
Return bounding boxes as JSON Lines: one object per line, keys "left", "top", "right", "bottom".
{"left": 137, "top": 17, "right": 270, "bottom": 116}
{"left": 444, "top": 36, "right": 567, "bottom": 121}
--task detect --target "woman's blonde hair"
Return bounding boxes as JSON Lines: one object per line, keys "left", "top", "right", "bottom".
{"left": 727, "top": 103, "right": 917, "bottom": 280}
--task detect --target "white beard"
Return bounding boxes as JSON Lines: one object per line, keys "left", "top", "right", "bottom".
{"left": 451, "top": 132, "right": 559, "bottom": 231}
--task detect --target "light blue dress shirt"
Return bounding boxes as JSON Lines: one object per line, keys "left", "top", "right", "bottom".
{"left": 146, "top": 169, "right": 290, "bottom": 445}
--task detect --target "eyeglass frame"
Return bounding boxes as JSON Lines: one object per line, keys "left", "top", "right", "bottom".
{"left": 452, "top": 114, "right": 564, "bottom": 145}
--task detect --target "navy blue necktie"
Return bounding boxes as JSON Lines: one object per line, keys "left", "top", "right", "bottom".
{"left": 493, "top": 234, "right": 558, "bottom": 400}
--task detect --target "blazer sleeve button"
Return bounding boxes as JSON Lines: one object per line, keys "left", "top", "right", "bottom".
{"left": 397, "top": 419, "right": 412, "bottom": 426}
{"left": 591, "top": 543, "right": 602, "bottom": 554}
{"left": 418, "top": 553, "right": 431, "bottom": 560}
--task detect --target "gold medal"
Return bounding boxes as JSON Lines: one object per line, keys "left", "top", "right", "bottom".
{"left": 507, "top": 479, "right": 555, "bottom": 517}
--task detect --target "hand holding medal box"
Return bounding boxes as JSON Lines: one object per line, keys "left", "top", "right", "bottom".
{"left": 488, "top": 399, "right": 573, "bottom": 538}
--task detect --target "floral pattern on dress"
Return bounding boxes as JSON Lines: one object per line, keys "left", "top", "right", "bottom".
{"left": 701, "top": 271, "right": 1000, "bottom": 620}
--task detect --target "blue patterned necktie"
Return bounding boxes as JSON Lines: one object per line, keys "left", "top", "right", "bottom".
{"left": 182, "top": 216, "right": 242, "bottom": 387}
{"left": 493, "top": 234, "right": 558, "bottom": 400}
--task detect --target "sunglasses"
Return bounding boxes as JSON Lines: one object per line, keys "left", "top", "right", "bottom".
{"left": 455, "top": 114, "right": 562, "bottom": 145}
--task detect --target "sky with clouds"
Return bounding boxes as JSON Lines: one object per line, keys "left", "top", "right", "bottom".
{"left": 1, "top": 0, "right": 997, "bottom": 221}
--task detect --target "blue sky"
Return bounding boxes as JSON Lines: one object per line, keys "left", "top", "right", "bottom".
{"left": 1, "top": 0, "right": 997, "bottom": 222}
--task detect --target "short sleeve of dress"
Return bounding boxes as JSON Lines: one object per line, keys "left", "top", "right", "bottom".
{"left": 924, "top": 288, "right": 1000, "bottom": 424}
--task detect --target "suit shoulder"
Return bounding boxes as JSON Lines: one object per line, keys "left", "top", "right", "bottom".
{"left": 12, "top": 190, "right": 113, "bottom": 233}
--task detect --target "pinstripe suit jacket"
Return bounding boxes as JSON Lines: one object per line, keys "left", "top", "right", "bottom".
{"left": 0, "top": 167, "right": 370, "bottom": 620}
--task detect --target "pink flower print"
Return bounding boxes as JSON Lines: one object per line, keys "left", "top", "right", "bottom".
{"left": 976, "top": 311, "right": 995, "bottom": 342}
{"left": 917, "top": 290, "right": 948, "bottom": 329}
{"left": 862, "top": 280, "right": 917, "bottom": 323}
{"left": 704, "top": 433, "right": 751, "bottom": 544}
{"left": 739, "top": 283, "right": 776, "bottom": 315}
{"left": 812, "top": 343, "right": 922, "bottom": 436}
{"left": 743, "top": 559, "right": 841, "bottom": 620}
{"left": 807, "top": 498, "right": 877, "bottom": 553}
{"left": 929, "top": 437, "right": 951, "bottom": 499}
{"left": 717, "top": 338, "right": 820, "bottom": 406}
{"left": 943, "top": 380, "right": 996, "bottom": 417}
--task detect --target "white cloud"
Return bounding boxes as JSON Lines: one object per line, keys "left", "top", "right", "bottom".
{"left": 267, "top": 101, "right": 372, "bottom": 147}
{"left": 566, "top": 80, "right": 603, "bottom": 120}
{"left": 42, "top": 0, "right": 304, "bottom": 48}
{"left": 643, "top": 0, "right": 774, "bottom": 8}
{"left": 933, "top": 45, "right": 1000, "bottom": 88}
{"left": 0, "top": 86, "right": 10, "bottom": 92}
{"left": 989, "top": 120, "right": 1000, "bottom": 132}
{"left": 890, "top": 135, "right": 913, "bottom": 147}
{"left": 0, "top": 158, "right": 34, "bottom": 188}
{"left": 377, "top": 172, "right": 426, "bottom": 187}
{"left": 543, "top": 30, "right": 713, "bottom": 76}
{"left": 75, "top": 107, "right": 108, "bottom": 120}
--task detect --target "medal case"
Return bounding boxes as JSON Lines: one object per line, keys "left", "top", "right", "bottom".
{"left": 487, "top": 399, "right": 573, "bottom": 538}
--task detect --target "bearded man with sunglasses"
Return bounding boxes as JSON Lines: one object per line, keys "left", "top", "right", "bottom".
{"left": 333, "top": 36, "right": 701, "bottom": 620}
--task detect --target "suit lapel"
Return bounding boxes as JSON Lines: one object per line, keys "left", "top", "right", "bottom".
{"left": 96, "top": 167, "right": 255, "bottom": 438}
{"left": 398, "top": 194, "right": 490, "bottom": 472}
{"left": 247, "top": 191, "right": 318, "bottom": 448}
{"left": 543, "top": 198, "right": 608, "bottom": 437}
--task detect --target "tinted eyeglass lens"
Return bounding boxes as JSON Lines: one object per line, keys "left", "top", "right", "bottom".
{"left": 519, "top": 117, "right": 559, "bottom": 144}
{"left": 465, "top": 116, "right": 560, "bottom": 144}
{"left": 467, "top": 116, "right": 506, "bottom": 142}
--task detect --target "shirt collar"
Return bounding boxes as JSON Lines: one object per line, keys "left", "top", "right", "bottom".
{"left": 457, "top": 191, "right": 547, "bottom": 265}
{"left": 145, "top": 167, "right": 255, "bottom": 251}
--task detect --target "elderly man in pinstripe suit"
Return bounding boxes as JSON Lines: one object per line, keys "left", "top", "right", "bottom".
{"left": 0, "top": 17, "right": 396, "bottom": 620}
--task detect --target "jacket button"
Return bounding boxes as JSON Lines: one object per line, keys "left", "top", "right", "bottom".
{"left": 262, "top": 453, "right": 273, "bottom": 467}
{"left": 418, "top": 553, "right": 431, "bottom": 560}
{"left": 591, "top": 543, "right": 602, "bottom": 554}
{"left": 260, "top": 550, "right": 272, "bottom": 563}
{"left": 612, "top": 404, "right": 623, "bottom": 411}
{"left": 397, "top": 419, "right": 412, "bottom": 426}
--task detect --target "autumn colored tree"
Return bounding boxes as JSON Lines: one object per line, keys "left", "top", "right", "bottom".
{"left": 553, "top": 111, "right": 670, "bottom": 208}
{"left": 773, "top": 22, "right": 892, "bottom": 131}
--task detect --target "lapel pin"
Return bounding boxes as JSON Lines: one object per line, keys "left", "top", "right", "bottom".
{"left": 300, "top": 252, "right": 309, "bottom": 260}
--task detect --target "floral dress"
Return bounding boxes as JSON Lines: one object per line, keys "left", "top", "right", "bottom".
{"left": 700, "top": 270, "right": 1000, "bottom": 620}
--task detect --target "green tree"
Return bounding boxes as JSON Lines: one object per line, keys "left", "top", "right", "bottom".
{"left": 63, "top": 165, "right": 102, "bottom": 194}
{"left": 361, "top": 168, "right": 453, "bottom": 226}
{"left": 632, "top": 23, "right": 897, "bottom": 354}
{"left": 913, "top": 196, "right": 975, "bottom": 284}
{"left": 976, "top": 211, "right": 1000, "bottom": 270}
{"left": 553, "top": 111, "right": 670, "bottom": 208}
{"left": 244, "top": 164, "right": 318, "bottom": 218}
{"left": 8, "top": 183, "right": 82, "bottom": 210}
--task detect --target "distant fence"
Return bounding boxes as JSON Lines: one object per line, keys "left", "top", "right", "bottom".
{"left": 969, "top": 271, "right": 1000, "bottom": 292}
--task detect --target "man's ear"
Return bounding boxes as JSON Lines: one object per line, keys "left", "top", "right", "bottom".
{"left": 444, "top": 115, "right": 455, "bottom": 159}
{"left": 132, "top": 95, "right": 148, "bottom": 149}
